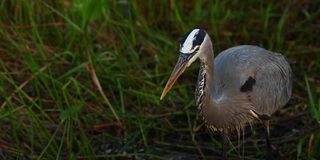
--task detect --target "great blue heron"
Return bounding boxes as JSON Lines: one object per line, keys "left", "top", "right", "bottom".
{"left": 160, "top": 29, "right": 292, "bottom": 158}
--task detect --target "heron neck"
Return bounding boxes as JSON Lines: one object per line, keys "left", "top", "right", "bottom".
{"left": 196, "top": 45, "right": 214, "bottom": 108}
{"left": 196, "top": 45, "right": 221, "bottom": 130}
{"left": 200, "top": 36, "right": 215, "bottom": 99}
{"left": 202, "top": 50, "right": 214, "bottom": 103}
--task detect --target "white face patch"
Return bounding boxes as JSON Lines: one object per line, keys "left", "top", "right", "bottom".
{"left": 187, "top": 51, "right": 200, "bottom": 67}
{"left": 180, "top": 29, "right": 200, "bottom": 53}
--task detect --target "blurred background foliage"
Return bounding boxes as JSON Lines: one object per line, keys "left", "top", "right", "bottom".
{"left": 0, "top": 0, "right": 319, "bottom": 159}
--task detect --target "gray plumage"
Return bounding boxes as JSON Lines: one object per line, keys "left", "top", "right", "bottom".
{"left": 161, "top": 28, "right": 292, "bottom": 132}
{"left": 196, "top": 45, "right": 292, "bottom": 131}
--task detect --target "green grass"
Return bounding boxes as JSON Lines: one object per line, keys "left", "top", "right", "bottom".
{"left": 0, "top": 0, "right": 320, "bottom": 159}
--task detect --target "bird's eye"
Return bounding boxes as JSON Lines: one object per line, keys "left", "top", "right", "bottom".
{"left": 194, "top": 46, "right": 200, "bottom": 52}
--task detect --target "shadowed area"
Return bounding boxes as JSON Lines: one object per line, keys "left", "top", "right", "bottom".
{"left": 0, "top": 0, "right": 319, "bottom": 159}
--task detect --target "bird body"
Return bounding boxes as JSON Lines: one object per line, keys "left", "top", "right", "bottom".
{"left": 196, "top": 45, "right": 292, "bottom": 131}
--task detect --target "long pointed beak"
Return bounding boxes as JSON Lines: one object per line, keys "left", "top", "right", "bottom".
{"left": 160, "top": 55, "right": 189, "bottom": 100}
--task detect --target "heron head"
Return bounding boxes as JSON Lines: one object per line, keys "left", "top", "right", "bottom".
{"left": 160, "top": 29, "right": 210, "bottom": 100}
